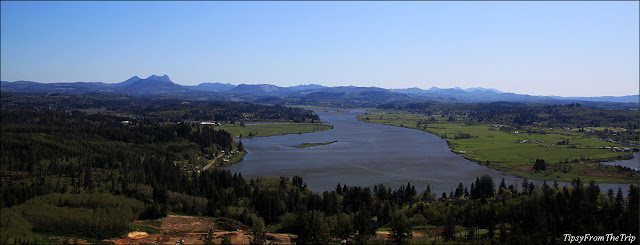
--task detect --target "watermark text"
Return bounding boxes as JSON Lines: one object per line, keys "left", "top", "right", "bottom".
{"left": 563, "top": 234, "right": 636, "bottom": 243}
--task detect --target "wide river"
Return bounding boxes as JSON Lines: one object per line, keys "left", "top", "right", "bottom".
{"left": 226, "top": 110, "right": 637, "bottom": 195}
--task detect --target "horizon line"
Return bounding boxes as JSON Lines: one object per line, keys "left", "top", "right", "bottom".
{"left": 2, "top": 78, "right": 638, "bottom": 99}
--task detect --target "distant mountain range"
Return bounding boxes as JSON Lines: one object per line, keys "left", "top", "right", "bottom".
{"left": 2, "top": 75, "right": 638, "bottom": 108}
{"left": 390, "top": 86, "right": 503, "bottom": 94}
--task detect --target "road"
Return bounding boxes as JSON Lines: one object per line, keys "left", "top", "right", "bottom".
{"left": 202, "top": 154, "right": 225, "bottom": 171}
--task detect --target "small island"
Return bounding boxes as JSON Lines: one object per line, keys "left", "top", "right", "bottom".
{"left": 220, "top": 123, "right": 332, "bottom": 138}
{"left": 292, "top": 140, "right": 338, "bottom": 149}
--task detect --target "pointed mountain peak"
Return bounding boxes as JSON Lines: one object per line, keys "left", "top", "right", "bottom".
{"left": 146, "top": 74, "right": 173, "bottom": 83}
{"left": 118, "top": 75, "right": 142, "bottom": 86}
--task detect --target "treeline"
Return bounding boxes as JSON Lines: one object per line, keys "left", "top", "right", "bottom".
{"left": 3, "top": 163, "right": 638, "bottom": 244}
{"left": 1, "top": 93, "right": 320, "bottom": 123}
{"left": 379, "top": 101, "right": 639, "bottom": 130}
{"left": 1, "top": 193, "right": 144, "bottom": 243}
{"left": 0, "top": 92, "right": 183, "bottom": 111}
{"left": 284, "top": 178, "right": 639, "bottom": 244}
{"left": 134, "top": 101, "right": 320, "bottom": 123}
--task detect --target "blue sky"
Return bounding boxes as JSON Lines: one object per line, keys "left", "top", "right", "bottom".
{"left": 1, "top": 1, "right": 638, "bottom": 97}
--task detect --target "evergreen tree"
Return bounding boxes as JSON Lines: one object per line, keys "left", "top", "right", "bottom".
{"left": 389, "top": 213, "right": 412, "bottom": 245}
{"left": 292, "top": 210, "right": 330, "bottom": 245}
{"left": 443, "top": 215, "right": 456, "bottom": 242}
{"left": 250, "top": 220, "right": 266, "bottom": 245}
{"left": 353, "top": 210, "right": 376, "bottom": 244}
{"left": 533, "top": 159, "right": 547, "bottom": 171}
{"left": 203, "top": 229, "right": 214, "bottom": 245}
{"left": 455, "top": 182, "right": 465, "bottom": 199}
{"left": 499, "top": 178, "right": 507, "bottom": 194}
{"left": 237, "top": 141, "right": 245, "bottom": 152}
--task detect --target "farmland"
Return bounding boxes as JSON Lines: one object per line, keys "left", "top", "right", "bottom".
{"left": 357, "top": 109, "right": 639, "bottom": 184}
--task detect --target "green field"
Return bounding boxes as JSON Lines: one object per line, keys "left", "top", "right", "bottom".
{"left": 292, "top": 140, "right": 339, "bottom": 148}
{"left": 358, "top": 109, "right": 638, "bottom": 184}
{"left": 219, "top": 123, "right": 332, "bottom": 138}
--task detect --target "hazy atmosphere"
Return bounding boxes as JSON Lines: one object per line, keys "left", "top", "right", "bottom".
{"left": 1, "top": 1, "right": 638, "bottom": 96}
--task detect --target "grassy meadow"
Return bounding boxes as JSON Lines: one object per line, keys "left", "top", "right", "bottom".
{"left": 218, "top": 123, "right": 332, "bottom": 138}
{"left": 357, "top": 110, "right": 638, "bottom": 184}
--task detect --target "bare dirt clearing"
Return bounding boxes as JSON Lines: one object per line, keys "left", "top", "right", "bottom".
{"left": 107, "top": 215, "right": 292, "bottom": 244}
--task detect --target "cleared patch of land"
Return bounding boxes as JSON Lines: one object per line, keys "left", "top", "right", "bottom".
{"left": 109, "top": 215, "right": 293, "bottom": 245}
{"left": 292, "top": 140, "right": 338, "bottom": 148}
{"left": 113, "top": 215, "right": 463, "bottom": 245}
{"left": 358, "top": 109, "right": 638, "bottom": 184}
{"left": 219, "top": 123, "right": 332, "bottom": 138}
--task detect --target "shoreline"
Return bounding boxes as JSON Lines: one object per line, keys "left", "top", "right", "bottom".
{"left": 355, "top": 110, "right": 639, "bottom": 185}
{"left": 208, "top": 123, "right": 334, "bottom": 169}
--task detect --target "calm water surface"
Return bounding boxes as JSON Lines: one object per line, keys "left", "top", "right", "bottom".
{"left": 225, "top": 110, "right": 635, "bottom": 195}
{"left": 601, "top": 152, "right": 639, "bottom": 171}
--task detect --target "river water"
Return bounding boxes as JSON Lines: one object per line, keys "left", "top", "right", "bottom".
{"left": 601, "top": 152, "right": 639, "bottom": 171}
{"left": 225, "top": 110, "right": 636, "bottom": 195}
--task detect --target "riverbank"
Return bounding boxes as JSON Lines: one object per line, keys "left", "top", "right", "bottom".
{"left": 202, "top": 150, "right": 248, "bottom": 170}
{"left": 357, "top": 109, "right": 639, "bottom": 184}
{"left": 203, "top": 123, "right": 333, "bottom": 169}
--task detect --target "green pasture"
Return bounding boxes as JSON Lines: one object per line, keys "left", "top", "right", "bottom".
{"left": 218, "top": 123, "right": 332, "bottom": 138}
{"left": 358, "top": 110, "right": 637, "bottom": 183}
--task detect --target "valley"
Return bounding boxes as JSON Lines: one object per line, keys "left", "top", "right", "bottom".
{"left": 2, "top": 92, "right": 638, "bottom": 245}
{"left": 357, "top": 109, "right": 638, "bottom": 184}
{"left": 2, "top": 1, "right": 638, "bottom": 244}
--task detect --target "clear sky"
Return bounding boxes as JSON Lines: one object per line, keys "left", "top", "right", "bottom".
{"left": 1, "top": 1, "right": 638, "bottom": 97}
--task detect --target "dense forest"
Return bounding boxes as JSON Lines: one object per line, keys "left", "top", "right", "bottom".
{"left": 1, "top": 93, "right": 320, "bottom": 123}
{"left": 1, "top": 110, "right": 233, "bottom": 174}
{"left": 1, "top": 95, "right": 639, "bottom": 244}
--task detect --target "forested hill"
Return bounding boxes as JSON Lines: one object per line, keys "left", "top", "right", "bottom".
{"left": 2, "top": 75, "right": 638, "bottom": 108}
{"left": 0, "top": 95, "right": 318, "bottom": 242}
{"left": 0, "top": 93, "right": 321, "bottom": 208}
{"left": 1, "top": 93, "right": 320, "bottom": 123}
